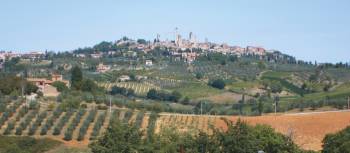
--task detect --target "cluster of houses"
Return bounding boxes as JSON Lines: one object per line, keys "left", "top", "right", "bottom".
{"left": 95, "top": 59, "right": 153, "bottom": 73}
{"left": 0, "top": 51, "right": 45, "bottom": 69}
{"left": 1, "top": 30, "right": 269, "bottom": 73}
{"left": 73, "top": 31, "right": 267, "bottom": 65}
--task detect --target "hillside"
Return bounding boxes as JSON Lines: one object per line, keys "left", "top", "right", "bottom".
{"left": 0, "top": 99, "right": 349, "bottom": 151}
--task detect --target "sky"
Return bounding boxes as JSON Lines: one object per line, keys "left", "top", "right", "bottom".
{"left": 0, "top": 0, "right": 349, "bottom": 63}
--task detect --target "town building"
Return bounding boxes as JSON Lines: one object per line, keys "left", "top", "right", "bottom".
{"left": 96, "top": 63, "right": 111, "bottom": 73}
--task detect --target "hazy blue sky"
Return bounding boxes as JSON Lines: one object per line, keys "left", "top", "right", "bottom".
{"left": 1, "top": 0, "right": 349, "bottom": 62}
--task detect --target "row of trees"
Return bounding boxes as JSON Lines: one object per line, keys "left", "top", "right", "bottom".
{"left": 110, "top": 86, "right": 135, "bottom": 97}
{"left": 146, "top": 89, "right": 182, "bottom": 102}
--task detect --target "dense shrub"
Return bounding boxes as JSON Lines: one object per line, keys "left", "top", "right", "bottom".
{"left": 146, "top": 89, "right": 182, "bottom": 102}
{"left": 323, "top": 126, "right": 350, "bottom": 153}
{"left": 208, "top": 79, "right": 226, "bottom": 89}
{"left": 111, "top": 86, "right": 135, "bottom": 97}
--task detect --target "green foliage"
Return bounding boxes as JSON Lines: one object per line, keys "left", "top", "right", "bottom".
{"left": 146, "top": 112, "right": 158, "bottom": 141}
{"left": 78, "top": 109, "right": 97, "bottom": 141}
{"left": 137, "top": 39, "right": 147, "bottom": 44}
{"left": 0, "top": 74, "right": 38, "bottom": 95}
{"left": 123, "top": 110, "right": 133, "bottom": 123}
{"left": 81, "top": 79, "right": 98, "bottom": 92}
{"left": 16, "top": 110, "right": 38, "bottom": 135}
{"left": 89, "top": 117, "right": 142, "bottom": 153}
{"left": 71, "top": 66, "right": 83, "bottom": 90}
{"left": 64, "top": 108, "right": 86, "bottom": 141}
{"left": 40, "top": 107, "right": 63, "bottom": 135}
{"left": 89, "top": 113, "right": 308, "bottom": 153}
{"left": 322, "top": 126, "right": 350, "bottom": 153}
{"left": 111, "top": 86, "right": 135, "bottom": 97}
{"left": 262, "top": 75, "right": 306, "bottom": 95}
{"left": 270, "top": 81, "right": 283, "bottom": 93}
{"left": 0, "top": 100, "right": 22, "bottom": 128}
{"left": 209, "top": 79, "right": 226, "bottom": 89}
{"left": 212, "top": 119, "right": 302, "bottom": 153}
{"left": 0, "top": 136, "right": 61, "bottom": 153}
{"left": 90, "top": 111, "right": 106, "bottom": 140}
{"left": 52, "top": 81, "right": 68, "bottom": 92}
{"left": 195, "top": 72, "right": 204, "bottom": 79}
{"left": 146, "top": 89, "right": 182, "bottom": 102}
{"left": 134, "top": 111, "right": 144, "bottom": 129}
{"left": 194, "top": 100, "right": 214, "bottom": 114}
{"left": 28, "top": 112, "right": 47, "bottom": 135}
{"left": 52, "top": 111, "right": 74, "bottom": 135}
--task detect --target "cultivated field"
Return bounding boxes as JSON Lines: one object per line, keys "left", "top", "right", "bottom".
{"left": 156, "top": 111, "right": 350, "bottom": 151}
{"left": 0, "top": 100, "right": 349, "bottom": 151}
{"left": 99, "top": 82, "right": 160, "bottom": 95}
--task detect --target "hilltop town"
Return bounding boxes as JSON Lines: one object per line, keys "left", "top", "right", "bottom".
{"left": 1, "top": 30, "right": 270, "bottom": 67}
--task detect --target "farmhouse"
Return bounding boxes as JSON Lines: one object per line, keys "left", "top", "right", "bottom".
{"left": 145, "top": 60, "right": 153, "bottom": 66}
{"left": 22, "top": 51, "right": 44, "bottom": 60}
{"left": 118, "top": 75, "right": 131, "bottom": 82}
{"left": 27, "top": 74, "right": 69, "bottom": 97}
{"left": 90, "top": 53, "right": 103, "bottom": 58}
{"left": 96, "top": 63, "right": 111, "bottom": 73}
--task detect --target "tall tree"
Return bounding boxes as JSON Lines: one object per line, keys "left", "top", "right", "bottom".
{"left": 71, "top": 66, "right": 83, "bottom": 90}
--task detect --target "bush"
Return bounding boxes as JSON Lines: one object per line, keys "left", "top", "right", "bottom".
{"left": 209, "top": 79, "right": 225, "bottom": 89}
{"left": 146, "top": 89, "right": 182, "bottom": 102}
{"left": 52, "top": 81, "right": 68, "bottom": 92}
{"left": 111, "top": 86, "right": 135, "bottom": 97}
{"left": 323, "top": 126, "right": 350, "bottom": 153}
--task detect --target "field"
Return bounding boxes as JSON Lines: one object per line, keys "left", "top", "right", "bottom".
{"left": 0, "top": 100, "right": 151, "bottom": 149}
{"left": 156, "top": 111, "right": 350, "bottom": 151}
{"left": 0, "top": 99, "right": 349, "bottom": 151}
{"left": 99, "top": 82, "right": 160, "bottom": 95}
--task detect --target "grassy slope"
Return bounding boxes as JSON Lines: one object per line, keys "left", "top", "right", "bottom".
{"left": 175, "top": 82, "right": 223, "bottom": 99}
{"left": 302, "top": 83, "right": 350, "bottom": 101}
{"left": 0, "top": 136, "right": 61, "bottom": 153}
{"left": 227, "top": 81, "right": 261, "bottom": 93}
{"left": 261, "top": 71, "right": 306, "bottom": 95}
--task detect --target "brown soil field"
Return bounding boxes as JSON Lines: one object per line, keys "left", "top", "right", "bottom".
{"left": 158, "top": 111, "right": 350, "bottom": 151}
{"left": 225, "top": 111, "right": 350, "bottom": 151}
